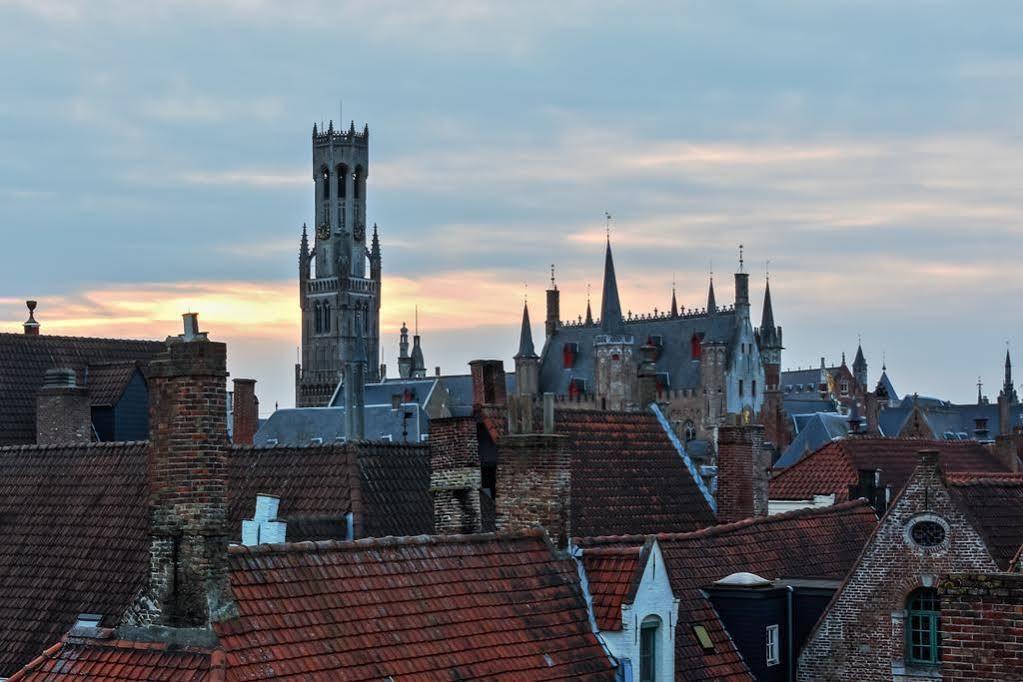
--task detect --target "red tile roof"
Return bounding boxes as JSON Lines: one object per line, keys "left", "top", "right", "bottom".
{"left": 8, "top": 632, "right": 221, "bottom": 681}
{"left": 577, "top": 500, "right": 878, "bottom": 680}
{"left": 217, "top": 529, "right": 616, "bottom": 681}
{"left": 947, "top": 475, "right": 1023, "bottom": 570}
{"left": 0, "top": 333, "right": 163, "bottom": 445}
{"left": 580, "top": 544, "right": 646, "bottom": 631}
{"left": 481, "top": 407, "right": 716, "bottom": 536}
{"left": 770, "top": 438, "right": 1011, "bottom": 501}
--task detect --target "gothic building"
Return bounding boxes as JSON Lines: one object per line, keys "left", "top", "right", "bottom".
{"left": 516, "top": 239, "right": 779, "bottom": 456}
{"left": 294, "top": 120, "right": 382, "bottom": 408}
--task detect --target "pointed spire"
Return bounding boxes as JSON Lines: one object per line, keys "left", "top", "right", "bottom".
{"left": 584, "top": 283, "right": 594, "bottom": 326}
{"left": 853, "top": 340, "right": 866, "bottom": 370}
{"left": 599, "top": 238, "right": 624, "bottom": 333}
{"left": 515, "top": 302, "right": 537, "bottom": 358}
{"left": 312, "top": 122, "right": 318, "bottom": 136}
{"left": 760, "top": 278, "right": 775, "bottom": 330}
{"left": 300, "top": 222, "right": 309, "bottom": 254}
{"left": 670, "top": 275, "right": 679, "bottom": 318}
{"left": 706, "top": 276, "right": 717, "bottom": 314}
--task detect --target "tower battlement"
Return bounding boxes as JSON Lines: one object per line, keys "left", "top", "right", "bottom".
{"left": 312, "top": 120, "right": 369, "bottom": 148}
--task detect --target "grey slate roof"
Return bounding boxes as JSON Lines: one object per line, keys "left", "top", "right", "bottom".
{"left": 876, "top": 370, "right": 898, "bottom": 401}
{"left": 776, "top": 412, "right": 854, "bottom": 467}
{"left": 539, "top": 310, "right": 737, "bottom": 395}
{"left": 254, "top": 405, "right": 429, "bottom": 445}
{"left": 442, "top": 372, "right": 517, "bottom": 416}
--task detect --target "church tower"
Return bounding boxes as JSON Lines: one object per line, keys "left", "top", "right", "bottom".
{"left": 295, "top": 119, "right": 382, "bottom": 407}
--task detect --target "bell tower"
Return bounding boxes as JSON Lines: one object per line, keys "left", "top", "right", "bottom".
{"left": 295, "top": 119, "right": 382, "bottom": 407}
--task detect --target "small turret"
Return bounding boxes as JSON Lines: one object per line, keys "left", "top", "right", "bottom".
{"left": 545, "top": 265, "right": 560, "bottom": 339}
{"left": 670, "top": 284, "right": 679, "bottom": 318}
{"left": 707, "top": 277, "right": 717, "bottom": 315}
{"left": 397, "top": 321, "right": 411, "bottom": 379}
{"left": 584, "top": 284, "right": 594, "bottom": 326}
{"left": 370, "top": 223, "right": 381, "bottom": 282}
{"left": 853, "top": 341, "right": 868, "bottom": 390}
{"left": 515, "top": 301, "right": 540, "bottom": 396}
{"left": 1002, "top": 348, "right": 1019, "bottom": 405}
{"left": 410, "top": 310, "right": 426, "bottom": 379}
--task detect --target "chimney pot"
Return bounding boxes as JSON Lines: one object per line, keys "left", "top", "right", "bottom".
{"left": 23, "top": 300, "right": 40, "bottom": 335}
{"left": 182, "top": 312, "right": 201, "bottom": 340}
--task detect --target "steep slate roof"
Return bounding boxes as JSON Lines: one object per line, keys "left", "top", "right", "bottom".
{"left": 538, "top": 310, "right": 737, "bottom": 395}
{"left": 0, "top": 440, "right": 433, "bottom": 676}
{"left": 254, "top": 405, "right": 429, "bottom": 445}
{"left": 217, "top": 530, "right": 616, "bottom": 680}
{"left": 878, "top": 400, "right": 1023, "bottom": 439}
{"left": 0, "top": 333, "right": 163, "bottom": 445}
{"left": 85, "top": 361, "right": 143, "bottom": 407}
{"left": 579, "top": 544, "right": 646, "bottom": 631}
{"left": 775, "top": 412, "right": 851, "bottom": 467}
{"left": 947, "top": 475, "right": 1023, "bottom": 570}
{"left": 770, "top": 438, "right": 1014, "bottom": 501}
{"left": 0, "top": 442, "right": 150, "bottom": 677}
{"left": 576, "top": 501, "right": 878, "bottom": 680}
{"left": 9, "top": 634, "right": 220, "bottom": 681}
{"left": 481, "top": 407, "right": 717, "bottom": 536}
{"left": 229, "top": 442, "right": 433, "bottom": 541}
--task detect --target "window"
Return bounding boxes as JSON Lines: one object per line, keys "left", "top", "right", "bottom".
{"left": 766, "top": 624, "right": 780, "bottom": 666}
{"left": 693, "top": 624, "right": 714, "bottom": 651}
{"left": 841, "top": 381, "right": 849, "bottom": 395}
{"left": 739, "top": 379, "right": 744, "bottom": 397}
{"left": 752, "top": 380, "right": 757, "bottom": 397}
{"left": 907, "top": 588, "right": 940, "bottom": 665}
{"left": 314, "top": 302, "right": 322, "bottom": 334}
{"left": 683, "top": 420, "right": 696, "bottom": 443}
{"left": 911, "top": 521, "right": 946, "bottom": 547}
{"left": 323, "top": 302, "right": 331, "bottom": 333}
{"left": 336, "top": 164, "right": 348, "bottom": 198}
{"left": 639, "top": 616, "right": 660, "bottom": 682}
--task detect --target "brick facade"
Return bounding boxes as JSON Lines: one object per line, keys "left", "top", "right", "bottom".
{"left": 35, "top": 376, "right": 91, "bottom": 445}
{"left": 495, "top": 432, "right": 571, "bottom": 547}
{"left": 469, "top": 359, "right": 507, "bottom": 408}
{"left": 124, "top": 319, "right": 235, "bottom": 628}
{"left": 231, "top": 378, "right": 258, "bottom": 445}
{"left": 429, "top": 416, "right": 483, "bottom": 534}
{"left": 939, "top": 573, "right": 1023, "bottom": 680}
{"left": 798, "top": 452, "right": 1002, "bottom": 681}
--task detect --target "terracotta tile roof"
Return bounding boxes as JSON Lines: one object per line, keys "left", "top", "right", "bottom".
{"left": 0, "top": 442, "right": 150, "bottom": 677}
{"left": 580, "top": 545, "right": 646, "bottom": 631}
{"left": 228, "top": 441, "right": 433, "bottom": 541}
{"left": 216, "top": 529, "right": 616, "bottom": 680}
{"left": 85, "top": 361, "right": 142, "bottom": 407}
{"left": 481, "top": 407, "right": 716, "bottom": 536}
{"left": 8, "top": 632, "right": 221, "bottom": 681}
{"left": 577, "top": 500, "right": 878, "bottom": 680}
{"left": 947, "top": 475, "right": 1023, "bottom": 570}
{"left": 0, "top": 333, "right": 163, "bottom": 445}
{"left": 769, "top": 438, "right": 1012, "bottom": 501}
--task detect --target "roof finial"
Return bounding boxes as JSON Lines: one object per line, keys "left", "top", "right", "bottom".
{"left": 766, "top": 258, "right": 770, "bottom": 280}
{"left": 738, "top": 244, "right": 744, "bottom": 272}
{"left": 604, "top": 211, "right": 612, "bottom": 242}
{"left": 524, "top": 281, "right": 528, "bottom": 304}
{"left": 550, "top": 263, "right": 556, "bottom": 290}
{"left": 882, "top": 350, "right": 887, "bottom": 372}
{"left": 415, "top": 305, "right": 418, "bottom": 336}
{"left": 587, "top": 282, "right": 591, "bottom": 303}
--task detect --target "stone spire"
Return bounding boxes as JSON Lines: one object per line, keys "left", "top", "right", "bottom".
{"left": 760, "top": 278, "right": 775, "bottom": 332}
{"left": 410, "top": 310, "right": 426, "bottom": 379}
{"left": 707, "top": 276, "right": 717, "bottom": 314}
{"left": 369, "top": 223, "right": 381, "bottom": 282}
{"left": 670, "top": 283, "right": 679, "bottom": 318}
{"left": 599, "top": 239, "right": 624, "bottom": 334}
{"left": 515, "top": 301, "right": 537, "bottom": 359}
{"left": 1002, "top": 347, "right": 1019, "bottom": 404}
{"left": 853, "top": 339, "right": 867, "bottom": 388}
{"left": 584, "top": 284, "right": 594, "bottom": 326}
{"left": 397, "top": 321, "right": 411, "bottom": 379}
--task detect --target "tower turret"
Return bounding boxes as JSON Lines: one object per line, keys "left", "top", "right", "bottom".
{"left": 670, "top": 283, "right": 679, "bottom": 318}
{"left": 515, "top": 301, "right": 540, "bottom": 396}
{"left": 370, "top": 223, "right": 381, "bottom": 282}
{"left": 707, "top": 276, "right": 717, "bottom": 314}
{"left": 545, "top": 265, "right": 560, "bottom": 339}
{"left": 397, "top": 321, "right": 411, "bottom": 379}
{"left": 1002, "top": 348, "right": 1019, "bottom": 405}
{"left": 757, "top": 278, "right": 783, "bottom": 390}
{"left": 410, "top": 311, "right": 426, "bottom": 379}
{"left": 853, "top": 341, "right": 868, "bottom": 390}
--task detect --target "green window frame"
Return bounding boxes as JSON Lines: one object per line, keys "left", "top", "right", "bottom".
{"left": 639, "top": 616, "right": 659, "bottom": 682}
{"left": 906, "top": 588, "right": 940, "bottom": 665}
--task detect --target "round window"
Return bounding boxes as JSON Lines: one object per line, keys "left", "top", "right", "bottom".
{"left": 910, "top": 520, "right": 946, "bottom": 547}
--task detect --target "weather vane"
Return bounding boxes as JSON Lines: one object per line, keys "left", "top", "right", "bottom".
{"left": 605, "top": 211, "right": 612, "bottom": 240}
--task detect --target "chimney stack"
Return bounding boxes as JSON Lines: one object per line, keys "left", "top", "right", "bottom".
{"left": 469, "top": 359, "right": 507, "bottom": 409}
{"left": 23, "top": 300, "right": 39, "bottom": 335}
{"left": 716, "top": 419, "right": 768, "bottom": 523}
{"left": 36, "top": 367, "right": 92, "bottom": 444}
{"left": 130, "top": 313, "right": 234, "bottom": 628}
{"left": 231, "top": 378, "right": 259, "bottom": 445}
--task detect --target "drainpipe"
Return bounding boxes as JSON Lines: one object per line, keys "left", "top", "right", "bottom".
{"left": 787, "top": 585, "right": 795, "bottom": 682}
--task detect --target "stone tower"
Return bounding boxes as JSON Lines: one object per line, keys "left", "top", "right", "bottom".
{"left": 296, "top": 120, "right": 381, "bottom": 407}
{"left": 593, "top": 239, "right": 635, "bottom": 410}
{"left": 853, "top": 342, "right": 868, "bottom": 390}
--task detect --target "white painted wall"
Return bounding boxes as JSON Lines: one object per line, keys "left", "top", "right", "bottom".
{"left": 768, "top": 493, "right": 836, "bottom": 515}
{"left": 599, "top": 541, "right": 679, "bottom": 682}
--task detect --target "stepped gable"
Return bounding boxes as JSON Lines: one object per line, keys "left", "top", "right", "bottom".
{"left": 576, "top": 501, "right": 878, "bottom": 680}
{"left": 0, "top": 333, "right": 163, "bottom": 445}
{"left": 946, "top": 474, "right": 1023, "bottom": 570}
{"left": 229, "top": 441, "right": 434, "bottom": 541}
{"left": 9, "top": 634, "right": 220, "bottom": 681}
{"left": 480, "top": 406, "right": 716, "bottom": 536}
{"left": 770, "top": 438, "right": 1012, "bottom": 501}
{"left": 0, "top": 442, "right": 150, "bottom": 677}
{"left": 217, "top": 529, "right": 616, "bottom": 680}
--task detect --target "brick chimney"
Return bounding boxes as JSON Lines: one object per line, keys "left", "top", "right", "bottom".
{"left": 469, "top": 359, "right": 507, "bottom": 408}
{"left": 129, "top": 313, "right": 235, "bottom": 628}
{"left": 429, "top": 417, "right": 483, "bottom": 534}
{"left": 993, "top": 431, "right": 1022, "bottom": 473}
{"left": 36, "top": 368, "right": 92, "bottom": 444}
{"left": 716, "top": 419, "right": 767, "bottom": 523}
{"left": 998, "top": 395, "right": 1011, "bottom": 437}
{"left": 864, "top": 391, "right": 881, "bottom": 435}
{"left": 23, "top": 300, "right": 39, "bottom": 335}
{"left": 495, "top": 426, "right": 570, "bottom": 547}
{"left": 231, "top": 378, "right": 258, "bottom": 445}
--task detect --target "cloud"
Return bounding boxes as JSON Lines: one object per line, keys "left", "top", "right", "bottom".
{"left": 177, "top": 169, "right": 306, "bottom": 188}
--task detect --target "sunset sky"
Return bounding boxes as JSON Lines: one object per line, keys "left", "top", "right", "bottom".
{"left": 1, "top": 1, "right": 1021, "bottom": 414}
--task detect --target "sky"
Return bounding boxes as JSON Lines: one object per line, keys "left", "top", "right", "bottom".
{"left": 0, "top": 1, "right": 1021, "bottom": 414}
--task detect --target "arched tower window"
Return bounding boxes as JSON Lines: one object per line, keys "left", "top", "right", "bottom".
{"left": 314, "top": 302, "right": 322, "bottom": 334}
{"left": 683, "top": 420, "right": 696, "bottom": 443}
{"left": 353, "top": 166, "right": 363, "bottom": 200}
{"left": 323, "top": 302, "right": 331, "bottom": 333}
{"left": 906, "top": 588, "right": 940, "bottom": 665}
{"left": 321, "top": 166, "right": 330, "bottom": 200}
{"left": 639, "top": 615, "right": 661, "bottom": 682}
{"left": 336, "top": 164, "right": 348, "bottom": 198}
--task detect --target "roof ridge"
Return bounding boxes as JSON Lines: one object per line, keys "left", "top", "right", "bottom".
{"left": 0, "top": 440, "right": 150, "bottom": 453}
{"left": 0, "top": 331, "right": 163, "bottom": 344}
{"left": 228, "top": 527, "right": 548, "bottom": 556}
{"left": 577, "top": 499, "right": 874, "bottom": 546}
{"left": 946, "top": 472, "right": 1023, "bottom": 486}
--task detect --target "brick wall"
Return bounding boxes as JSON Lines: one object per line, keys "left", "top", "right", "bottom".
{"left": 125, "top": 326, "right": 234, "bottom": 628}
{"left": 716, "top": 422, "right": 766, "bottom": 523}
{"left": 36, "top": 384, "right": 91, "bottom": 445}
{"left": 469, "top": 359, "right": 507, "bottom": 408}
{"left": 429, "top": 417, "right": 483, "bottom": 534}
{"left": 798, "top": 453, "right": 1001, "bottom": 681}
{"left": 940, "top": 573, "right": 1023, "bottom": 680}
{"left": 495, "top": 433, "right": 570, "bottom": 547}
{"left": 231, "top": 378, "right": 258, "bottom": 445}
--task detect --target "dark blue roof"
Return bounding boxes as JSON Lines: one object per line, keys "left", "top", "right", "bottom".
{"left": 776, "top": 412, "right": 853, "bottom": 467}
{"left": 255, "top": 405, "right": 429, "bottom": 445}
